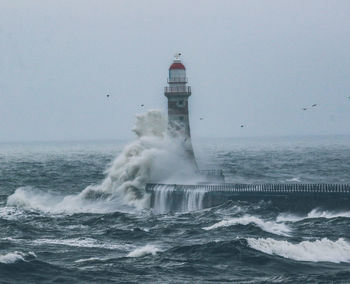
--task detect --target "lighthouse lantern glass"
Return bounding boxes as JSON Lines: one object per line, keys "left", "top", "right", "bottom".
{"left": 169, "top": 69, "right": 186, "bottom": 79}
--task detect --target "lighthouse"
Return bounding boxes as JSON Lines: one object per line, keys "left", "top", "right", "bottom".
{"left": 164, "top": 54, "right": 197, "bottom": 169}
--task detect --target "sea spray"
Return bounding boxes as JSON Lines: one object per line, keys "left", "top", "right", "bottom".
{"left": 7, "top": 110, "right": 198, "bottom": 213}
{"left": 127, "top": 244, "right": 162, "bottom": 257}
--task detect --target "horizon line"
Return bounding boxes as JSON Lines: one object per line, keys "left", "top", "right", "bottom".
{"left": 1, "top": 134, "right": 350, "bottom": 144}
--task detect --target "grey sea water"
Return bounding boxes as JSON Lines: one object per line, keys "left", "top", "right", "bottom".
{"left": 1, "top": 136, "right": 350, "bottom": 283}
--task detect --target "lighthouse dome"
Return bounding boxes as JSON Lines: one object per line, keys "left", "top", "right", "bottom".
{"left": 169, "top": 62, "right": 185, "bottom": 70}
{"left": 169, "top": 60, "right": 186, "bottom": 79}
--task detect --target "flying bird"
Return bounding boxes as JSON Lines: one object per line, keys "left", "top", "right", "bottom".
{"left": 302, "top": 108, "right": 307, "bottom": 111}
{"left": 240, "top": 125, "right": 244, "bottom": 128}
{"left": 200, "top": 118, "right": 204, "bottom": 120}
{"left": 141, "top": 104, "right": 144, "bottom": 107}
{"left": 311, "top": 104, "right": 317, "bottom": 107}
{"left": 106, "top": 94, "right": 110, "bottom": 98}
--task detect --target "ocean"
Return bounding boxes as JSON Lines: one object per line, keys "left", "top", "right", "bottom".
{"left": 1, "top": 115, "right": 350, "bottom": 283}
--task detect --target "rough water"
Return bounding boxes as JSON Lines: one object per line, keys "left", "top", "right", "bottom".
{"left": 1, "top": 112, "right": 350, "bottom": 283}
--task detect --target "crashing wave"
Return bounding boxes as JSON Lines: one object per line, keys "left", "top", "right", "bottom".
{"left": 203, "top": 215, "right": 291, "bottom": 236}
{"left": 247, "top": 237, "right": 350, "bottom": 263}
{"left": 277, "top": 208, "right": 350, "bottom": 222}
{"left": 7, "top": 110, "right": 198, "bottom": 214}
{"left": 0, "top": 251, "right": 36, "bottom": 264}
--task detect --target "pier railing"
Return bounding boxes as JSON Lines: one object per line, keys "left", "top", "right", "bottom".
{"left": 146, "top": 183, "right": 350, "bottom": 193}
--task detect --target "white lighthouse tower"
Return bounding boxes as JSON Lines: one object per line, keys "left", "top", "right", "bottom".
{"left": 164, "top": 54, "right": 197, "bottom": 168}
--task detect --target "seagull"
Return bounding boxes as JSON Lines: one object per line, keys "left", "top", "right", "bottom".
{"left": 200, "top": 118, "right": 204, "bottom": 120}
{"left": 240, "top": 125, "right": 244, "bottom": 128}
{"left": 174, "top": 52, "right": 182, "bottom": 59}
{"left": 311, "top": 104, "right": 317, "bottom": 107}
{"left": 302, "top": 108, "right": 307, "bottom": 111}
{"left": 141, "top": 104, "right": 144, "bottom": 107}
{"left": 106, "top": 94, "right": 110, "bottom": 98}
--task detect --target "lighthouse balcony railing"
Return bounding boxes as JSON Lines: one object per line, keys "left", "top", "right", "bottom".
{"left": 164, "top": 86, "right": 191, "bottom": 93}
{"left": 167, "top": 77, "right": 188, "bottom": 83}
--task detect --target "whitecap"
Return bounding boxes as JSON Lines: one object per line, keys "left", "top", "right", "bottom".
{"left": 307, "top": 209, "right": 350, "bottom": 219}
{"left": 277, "top": 209, "right": 350, "bottom": 222}
{"left": 203, "top": 215, "right": 291, "bottom": 236}
{"left": 127, "top": 244, "right": 162, "bottom": 257}
{"left": 0, "top": 206, "right": 25, "bottom": 220}
{"left": 247, "top": 237, "right": 350, "bottom": 263}
{"left": 0, "top": 251, "right": 36, "bottom": 264}
{"left": 276, "top": 213, "right": 305, "bottom": 222}
{"left": 0, "top": 237, "right": 17, "bottom": 242}
{"left": 33, "top": 238, "right": 132, "bottom": 250}
{"left": 74, "top": 257, "right": 102, "bottom": 263}
{"left": 286, "top": 177, "right": 301, "bottom": 182}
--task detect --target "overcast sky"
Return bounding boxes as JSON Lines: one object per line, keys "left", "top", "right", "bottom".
{"left": 1, "top": 0, "right": 350, "bottom": 141}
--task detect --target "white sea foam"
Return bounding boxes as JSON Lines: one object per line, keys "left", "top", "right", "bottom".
{"left": 277, "top": 209, "right": 350, "bottom": 222}
{"left": 286, "top": 177, "right": 301, "bottom": 182}
{"left": 247, "top": 237, "right": 350, "bottom": 263}
{"left": 0, "top": 207, "right": 25, "bottom": 220}
{"left": 127, "top": 244, "right": 162, "bottom": 257}
{"left": 0, "top": 251, "right": 36, "bottom": 264}
{"left": 203, "top": 215, "right": 291, "bottom": 236}
{"left": 0, "top": 252, "right": 25, "bottom": 264}
{"left": 307, "top": 209, "right": 350, "bottom": 219}
{"left": 7, "top": 110, "right": 199, "bottom": 214}
{"left": 276, "top": 213, "right": 304, "bottom": 222}
{"left": 0, "top": 237, "right": 17, "bottom": 242}
{"left": 74, "top": 257, "right": 102, "bottom": 263}
{"left": 33, "top": 238, "right": 132, "bottom": 250}
{"left": 66, "top": 224, "right": 89, "bottom": 230}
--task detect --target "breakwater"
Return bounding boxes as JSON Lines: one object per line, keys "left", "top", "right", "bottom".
{"left": 146, "top": 183, "right": 350, "bottom": 213}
